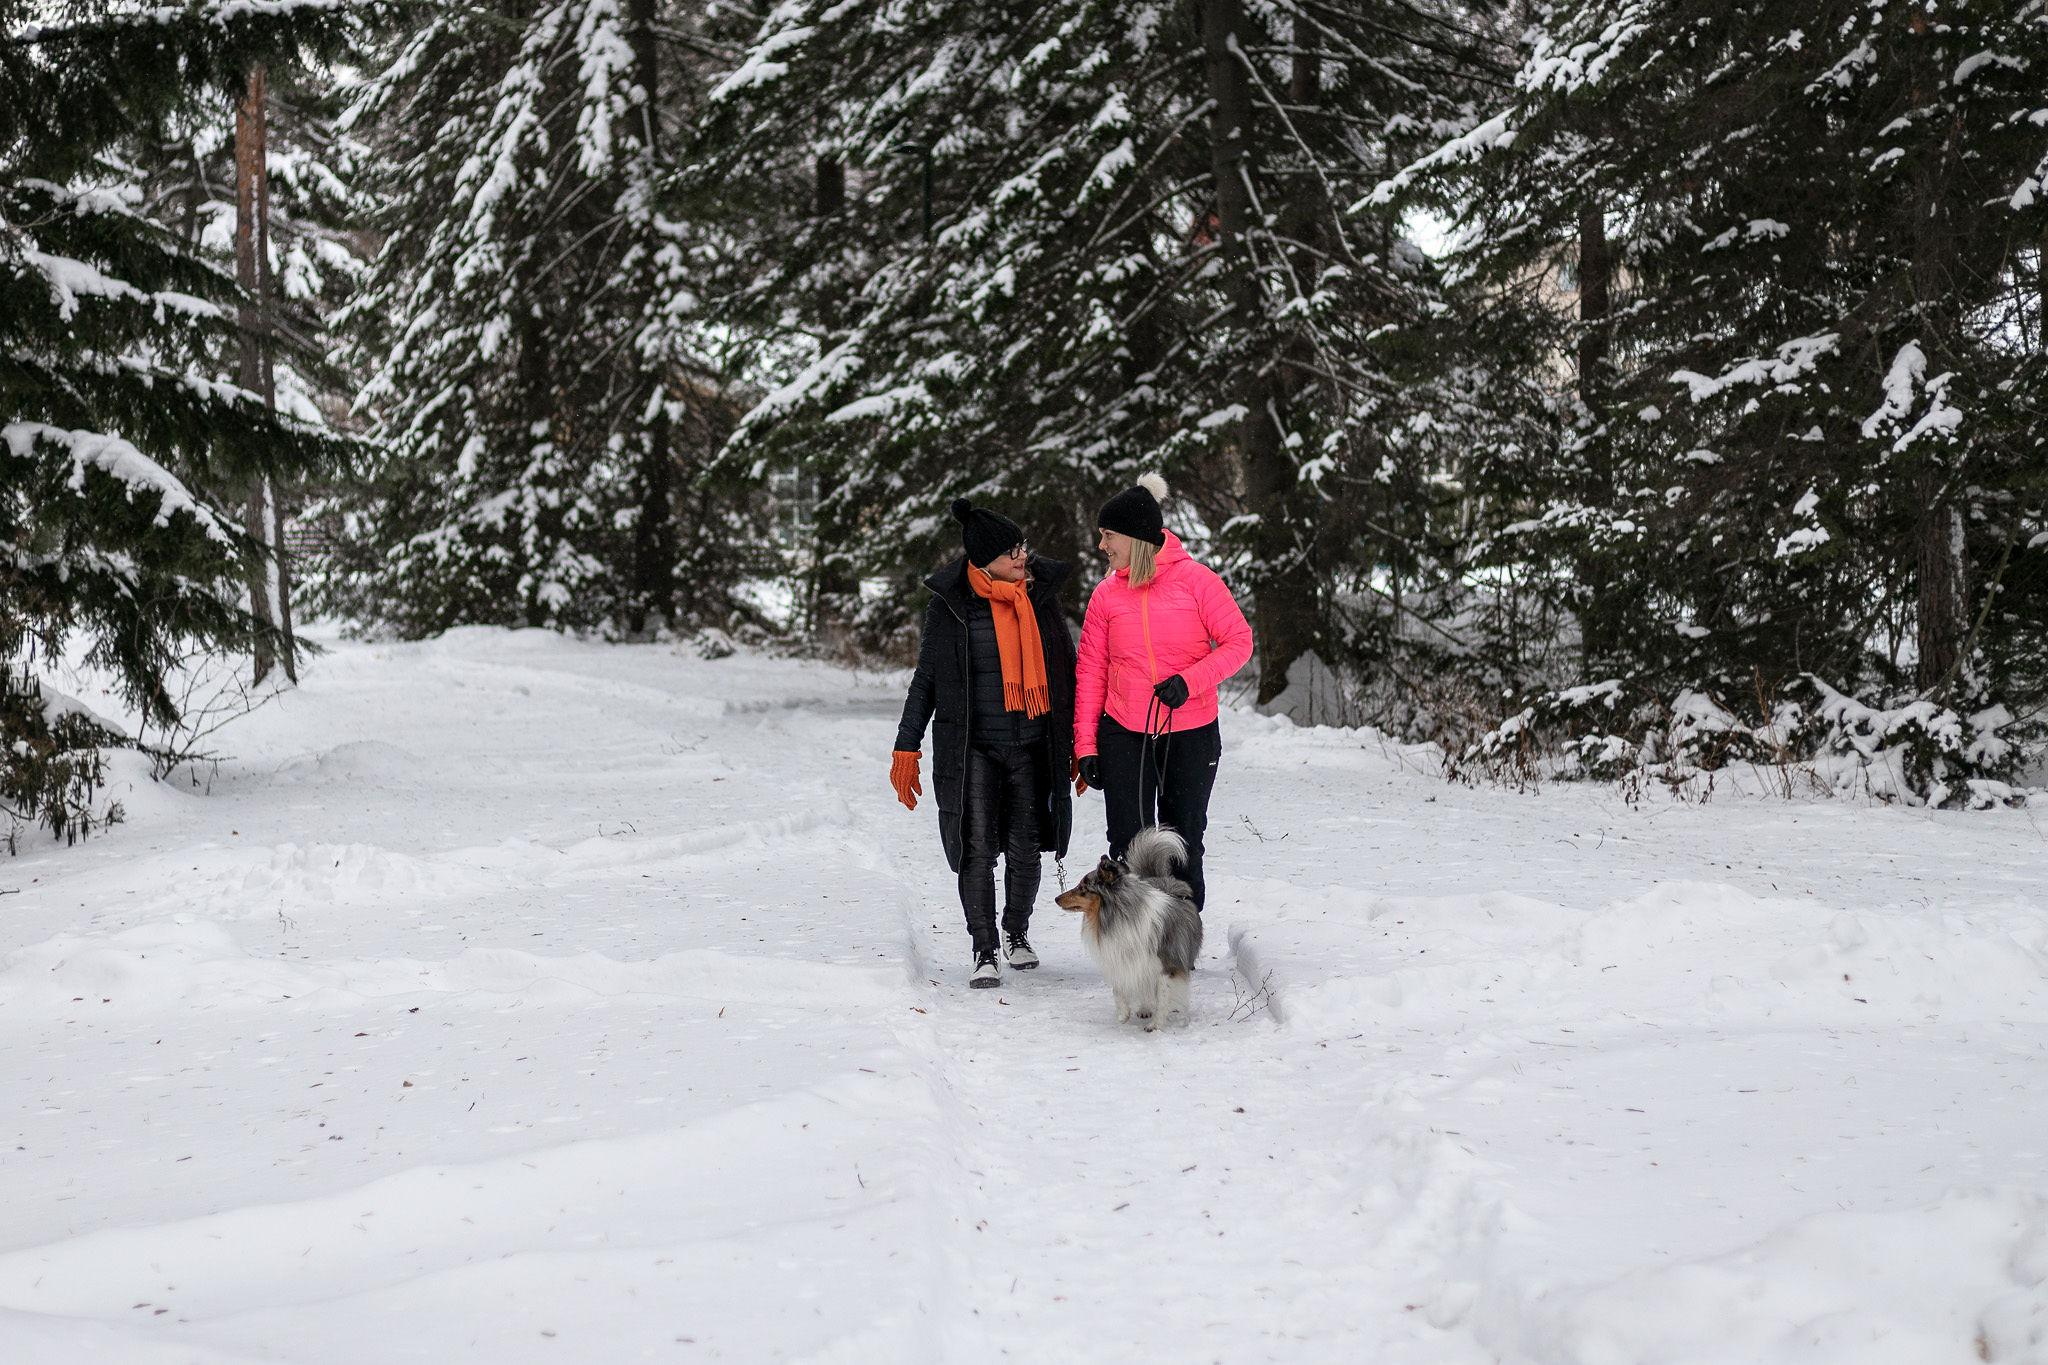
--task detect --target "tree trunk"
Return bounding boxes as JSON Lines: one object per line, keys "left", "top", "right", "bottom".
{"left": 814, "top": 156, "right": 844, "bottom": 220}
{"left": 1914, "top": 484, "right": 1965, "bottom": 693}
{"left": 625, "top": 0, "right": 677, "bottom": 636}
{"left": 1574, "top": 199, "right": 1619, "bottom": 675}
{"left": 2037, "top": 229, "right": 2046, "bottom": 354}
{"left": 1201, "top": 0, "right": 1317, "bottom": 706}
{"left": 808, "top": 154, "right": 860, "bottom": 653}
{"left": 1906, "top": 8, "right": 1967, "bottom": 696}
{"left": 235, "top": 64, "right": 295, "bottom": 684}
{"left": 1576, "top": 203, "right": 1612, "bottom": 410}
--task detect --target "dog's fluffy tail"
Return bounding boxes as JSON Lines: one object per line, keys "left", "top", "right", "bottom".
{"left": 1125, "top": 826, "right": 1187, "bottom": 881}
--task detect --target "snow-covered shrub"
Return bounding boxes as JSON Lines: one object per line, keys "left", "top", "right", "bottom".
{"left": 1793, "top": 679, "right": 2023, "bottom": 808}
{"left": 686, "top": 627, "right": 738, "bottom": 661}
{"left": 1454, "top": 675, "right": 2036, "bottom": 808}
{"left": 1450, "top": 680, "right": 1642, "bottom": 787}
{"left": 0, "top": 677, "right": 125, "bottom": 852}
{"left": 1665, "top": 689, "right": 1773, "bottom": 770}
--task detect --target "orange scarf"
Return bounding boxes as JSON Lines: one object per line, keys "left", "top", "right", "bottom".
{"left": 967, "top": 563, "right": 1051, "bottom": 718}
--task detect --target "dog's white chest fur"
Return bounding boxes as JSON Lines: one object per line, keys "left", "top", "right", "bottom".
{"left": 1084, "top": 892, "right": 1164, "bottom": 986}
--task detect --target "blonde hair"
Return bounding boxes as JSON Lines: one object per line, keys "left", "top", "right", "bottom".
{"left": 1127, "top": 537, "right": 1159, "bottom": 587}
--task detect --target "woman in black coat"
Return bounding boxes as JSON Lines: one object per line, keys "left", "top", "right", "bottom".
{"left": 891, "top": 500, "right": 1078, "bottom": 988}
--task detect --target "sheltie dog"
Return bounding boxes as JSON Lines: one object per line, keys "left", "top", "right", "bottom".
{"left": 1054, "top": 827, "right": 1203, "bottom": 1030}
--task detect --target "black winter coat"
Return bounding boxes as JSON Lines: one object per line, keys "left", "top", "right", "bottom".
{"left": 893, "top": 554, "right": 1077, "bottom": 874}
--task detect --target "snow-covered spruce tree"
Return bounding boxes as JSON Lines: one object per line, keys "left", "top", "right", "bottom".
{"left": 1184, "top": 0, "right": 1522, "bottom": 715}
{"left": 699, "top": 0, "right": 1517, "bottom": 707}
{"left": 135, "top": 66, "right": 377, "bottom": 679}
{"left": 1, "top": 0, "right": 358, "bottom": 842}
{"left": 318, "top": 0, "right": 752, "bottom": 638}
{"left": 1378, "top": 0, "right": 2048, "bottom": 797}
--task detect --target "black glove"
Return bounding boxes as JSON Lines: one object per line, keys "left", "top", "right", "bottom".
{"left": 1153, "top": 674, "right": 1189, "bottom": 709}
{"left": 1077, "top": 755, "right": 1100, "bottom": 789}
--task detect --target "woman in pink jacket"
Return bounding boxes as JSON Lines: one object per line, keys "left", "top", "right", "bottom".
{"left": 1073, "top": 474, "right": 1254, "bottom": 910}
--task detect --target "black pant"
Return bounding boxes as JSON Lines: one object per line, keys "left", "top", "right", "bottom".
{"left": 1096, "top": 715, "right": 1221, "bottom": 910}
{"left": 958, "top": 742, "right": 1043, "bottom": 955}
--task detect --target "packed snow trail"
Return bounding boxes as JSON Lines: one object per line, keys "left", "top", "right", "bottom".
{"left": 2, "top": 629, "right": 2044, "bottom": 1363}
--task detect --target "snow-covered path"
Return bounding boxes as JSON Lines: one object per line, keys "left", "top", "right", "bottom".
{"left": 4, "top": 630, "right": 2045, "bottom": 1363}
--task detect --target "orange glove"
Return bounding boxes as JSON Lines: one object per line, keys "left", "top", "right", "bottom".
{"left": 1071, "top": 754, "right": 1088, "bottom": 795}
{"left": 890, "top": 750, "right": 923, "bottom": 811}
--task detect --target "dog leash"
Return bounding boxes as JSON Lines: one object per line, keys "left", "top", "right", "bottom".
{"left": 1141, "top": 692, "right": 1175, "bottom": 824}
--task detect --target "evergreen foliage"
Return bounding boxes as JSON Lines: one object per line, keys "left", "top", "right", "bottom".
{"left": 311, "top": 0, "right": 763, "bottom": 639}
{"left": 697, "top": 0, "right": 1518, "bottom": 700}
{"left": 2, "top": 0, "right": 361, "bottom": 842}
{"left": 1377, "top": 0, "right": 2048, "bottom": 799}
{"left": 13, "top": 0, "right": 2043, "bottom": 816}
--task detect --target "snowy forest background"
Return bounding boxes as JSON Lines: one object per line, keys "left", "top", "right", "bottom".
{"left": 5, "top": 0, "right": 2048, "bottom": 842}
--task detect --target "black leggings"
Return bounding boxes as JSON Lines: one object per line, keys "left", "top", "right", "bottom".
{"left": 958, "top": 742, "right": 1043, "bottom": 954}
{"left": 1095, "top": 715, "right": 1220, "bottom": 910}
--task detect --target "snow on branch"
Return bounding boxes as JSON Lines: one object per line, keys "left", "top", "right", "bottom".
{"left": 730, "top": 338, "right": 864, "bottom": 453}
{"left": 12, "top": 0, "right": 353, "bottom": 40}
{"left": 455, "top": 79, "right": 545, "bottom": 238}
{"left": 1521, "top": 3, "right": 1655, "bottom": 95}
{"left": 2012, "top": 129, "right": 2048, "bottom": 210}
{"left": 203, "top": 0, "right": 355, "bottom": 21}
{"left": 1361, "top": 2, "right": 1654, "bottom": 211}
{"left": 1861, "top": 341, "right": 1961, "bottom": 452}
{"left": 1951, "top": 50, "right": 2022, "bottom": 86}
{"left": 21, "top": 249, "right": 220, "bottom": 325}
{"left": 1356, "top": 112, "right": 1513, "bottom": 210}
{"left": 1774, "top": 487, "right": 1830, "bottom": 560}
{"left": 3, "top": 422, "right": 233, "bottom": 544}
{"left": 1810, "top": 36, "right": 1877, "bottom": 93}
{"left": 1084, "top": 139, "right": 1136, "bottom": 199}
{"left": 710, "top": 16, "right": 814, "bottom": 101}
{"left": 1701, "top": 219, "right": 1790, "bottom": 251}
{"left": 1670, "top": 332, "right": 1838, "bottom": 403}
{"left": 17, "top": 177, "right": 148, "bottom": 224}
{"left": 1090, "top": 91, "right": 1132, "bottom": 132}
{"left": 572, "top": 0, "right": 636, "bottom": 176}
{"left": 825, "top": 384, "right": 931, "bottom": 425}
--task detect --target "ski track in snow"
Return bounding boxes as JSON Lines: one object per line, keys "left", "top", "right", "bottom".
{"left": 3, "top": 628, "right": 2046, "bottom": 1363}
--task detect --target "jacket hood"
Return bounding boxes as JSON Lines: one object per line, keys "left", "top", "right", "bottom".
{"left": 1111, "top": 528, "right": 1189, "bottom": 582}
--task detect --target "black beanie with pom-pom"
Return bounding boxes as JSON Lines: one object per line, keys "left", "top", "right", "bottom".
{"left": 952, "top": 498, "right": 1025, "bottom": 568}
{"left": 1096, "top": 472, "right": 1168, "bottom": 546}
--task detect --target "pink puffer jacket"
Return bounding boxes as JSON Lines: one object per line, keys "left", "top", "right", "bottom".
{"left": 1074, "top": 531, "right": 1255, "bottom": 756}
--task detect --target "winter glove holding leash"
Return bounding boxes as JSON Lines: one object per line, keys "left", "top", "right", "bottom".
{"left": 890, "top": 750, "right": 923, "bottom": 811}
{"left": 1152, "top": 674, "right": 1189, "bottom": 709}
{"left": 1076, "top": 755, "right": 1100, "bottom": 792}
{"left": 1070, "top": 754, "right": 1090, "bottom": 794}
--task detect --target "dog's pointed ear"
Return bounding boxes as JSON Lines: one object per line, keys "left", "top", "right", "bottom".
{"left": 1096, "top": 855, "right": 1120, "bottom": 884}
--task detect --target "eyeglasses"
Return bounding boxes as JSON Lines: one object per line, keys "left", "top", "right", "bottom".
{"left": 1005, "top": 543, "right": 1028, "bottom": 559}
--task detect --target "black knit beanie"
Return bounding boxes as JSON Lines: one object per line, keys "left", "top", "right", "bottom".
{"left": 1096, "top": 472, "right": 1168, "bottom": 546}
{"left": 952, "top": 498, "right": 1025, "bottom": 568}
